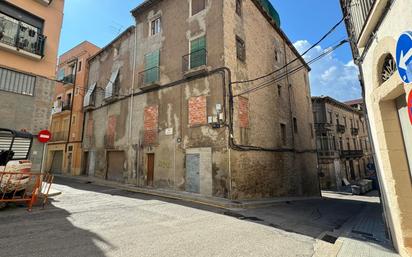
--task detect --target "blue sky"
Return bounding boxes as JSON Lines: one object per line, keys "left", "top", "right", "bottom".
{"left": 58, "top": 0, "right": 362, "bottom": 101}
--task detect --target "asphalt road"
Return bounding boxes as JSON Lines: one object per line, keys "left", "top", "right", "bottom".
{"left": 0, "top": 177, "right": 386, "bottom": 257}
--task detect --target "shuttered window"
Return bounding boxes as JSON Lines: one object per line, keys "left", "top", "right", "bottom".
{"left": 105, "top": 68, "right": 120, "bottom": 100}
{"left": 0, "top": 67, "right": 35, "bottom": 96}
{"left": 191, "top": 0, "right": 206, "bottom": 16}
{"left": 144, "top": 50, "right": 160, "bottom": 84}
{"left": 84, "top": 83, "right": 97, "bottom": 107}
{"left": 190, "top": 36, "right": 206, "bottom": 69}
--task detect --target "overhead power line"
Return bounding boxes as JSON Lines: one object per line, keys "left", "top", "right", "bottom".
{"left": 232, "top": 16, "right": 347, "bottom": 85}
{"left": 233, "top": 39, "right": 349, "bottom": 97}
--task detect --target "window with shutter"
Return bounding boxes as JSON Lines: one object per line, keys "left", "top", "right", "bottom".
{"left": 84, "top": 83, "right": 97, "bottom": 107}
{"left": 144, "top": 50, "right": 160, "bottom": 84}
{"left": 190, "top": 36, "right": 206, "bottom": 69}
{"left": 105, "top": 68, "right": 120, "bottom": 100}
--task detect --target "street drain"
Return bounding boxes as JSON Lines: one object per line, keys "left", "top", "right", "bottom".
{"left": 223, "top": 212, "right": 245, "bottom": 219}
{"left": 321, "top": 234, "right": 338, "bottom": 244}
{"left": 223, "top": 212, "right": 264, "bottom": 222}
{"left": 243, "top": 216, "right": 263, "bottom": 221}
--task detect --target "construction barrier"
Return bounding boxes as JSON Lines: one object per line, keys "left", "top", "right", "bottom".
{"left": 0, "top": 171, "right": 54, "bottom": 212}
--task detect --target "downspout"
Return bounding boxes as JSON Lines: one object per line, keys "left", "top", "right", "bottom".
{"left": 129, "top": 24, "right": 138, "bottom": 182}
{"left": 283, "top": 40, "right": 295, "bottom": 148}
{"left": 66, "top": 58, "right": 79, "bottom": 153}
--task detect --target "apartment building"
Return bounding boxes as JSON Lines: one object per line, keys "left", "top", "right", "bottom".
{"left": 312, "top": 96, "right": 373, "bottom": 190}
{"left": 0, "top": 0, "right": 64, "bottom": 171}
{"left": 45, "top": 41, "right": 100, "bottom": 175}
{"left": 83, "top": 0, "right": 319, "bottom": 200}
{"left": 340, "top": 0, "right": 412, "bottom": 255}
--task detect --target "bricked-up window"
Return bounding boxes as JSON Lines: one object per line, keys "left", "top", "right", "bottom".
{"left": 191, "top": 0, "right": 206, "bottom": 16}
{"left": 144, "top": 105, "right": 159, "bottom": 145}
{"left": 238, "top": 97, "right": 249, "bottom": 128}
{"left": 293, "top": 117, "right": 298, "bottom": 134}
{"left": 236, "top": 0, "right": 242, "bottom": 16}
{"left": 236, "top": 36, "right": 246, "bottom": 62}
{"left": 188, "top": 96, "right": 207, "bottom": 126}
{"left": 280, "top": 123, "right": 287, "bottom": 145}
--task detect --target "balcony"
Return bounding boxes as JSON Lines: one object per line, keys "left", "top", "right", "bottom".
{"left": 315, "top": 123, "right": 332, "bottom": 132}
{"left": 61, "top": 74, "right": 75, "bottom": 85}
{"left": 62, "top": 103, "right": 72, "bottom": 111}
{"left": 50, "top": 131, "right": 67, "bottom": 142}
{"left": 336, "top": 124, "right": 346, "bottom": 134}
{"left": 351, "top": 127, "right": 359, "bottom": 136}
{"left": 0, "top": 16, "right": 46, "bottom": 59}
{"left": 138, "top": 67, "right": 160, "bottom": 90}
{"left": 317, "top": 150, "right": 340, "bottom": 159}
{"left": 341, "top": 150, "right": 364, "bottom": 159}
{"left": 182, "top": 49, "right": 208, "bottom": 78}
{"left": 345, "top": 0, "right": 375, "bottom": 42}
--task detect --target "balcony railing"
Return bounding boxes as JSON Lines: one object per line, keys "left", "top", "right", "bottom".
{"left": 138, "top": 67, "right": 160, "bottom": 88}
{"left": 351, "top": 127, "right": 359, "bottom": 136}
{"left": 341, "top": 150, "right": 364, "bottom": 158}
{"left": 346, "top": 0, "right": 376, "bottom": 41}
{"left": 61, "top": 74, "right": 75, "bottom": 84}
{"left": 314, "top": 123, "right": 332, "bottom": 132}
{"left": 50, "top": 131, "right": 67, "bottom": 142}
{"left": 62, "top": 103, "right": 72, "bottom": 111}
{"left": 336, "top": 124, "right": 346, "bottom": 134}
{"left": 182, "top": 49, "right": 207, "bottom": 73}
{"left": 0, "top": 16, "right": 46, "bottom": 57}
{"left": 317, "top": 150, "right": 340, "bottom": 159}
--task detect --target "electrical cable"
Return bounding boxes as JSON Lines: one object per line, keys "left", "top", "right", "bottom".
{"left": 234, "top": 39, "right": 348, "bottom": 97}
{"left": 232, "top": 16, "right": 347, "bottom": 85}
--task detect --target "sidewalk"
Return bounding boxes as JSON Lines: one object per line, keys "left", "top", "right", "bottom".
{"left": 53, "top": 174, "right": 321, "bottom": 210}
{"left": 336, "top": 203, "right": 398, "bottom": 257}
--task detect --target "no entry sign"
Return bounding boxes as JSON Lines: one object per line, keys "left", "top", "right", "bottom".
{"left": 37, "top": 130, "right": 51, "bottom": 143}
{"left": 408, "top": 90, "right": 412, "bottom": 125}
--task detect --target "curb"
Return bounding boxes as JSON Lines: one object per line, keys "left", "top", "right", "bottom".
{"left": 54, "top": 174, "right": 322, "bottom": 210}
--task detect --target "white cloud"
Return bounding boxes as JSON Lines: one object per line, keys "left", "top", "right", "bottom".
{"left": 293, "top": 40, "right": 362, "bottom": 101}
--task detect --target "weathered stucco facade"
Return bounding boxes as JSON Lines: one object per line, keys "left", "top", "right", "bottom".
{"left": 312, "top": 96, "right": 374, "bottom": 190}
{"left": 83, "top": 0, "right": 319, "bottom": 200}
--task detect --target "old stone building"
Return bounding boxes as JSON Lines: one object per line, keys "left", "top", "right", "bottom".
{"left": 0, "top": 0, "right": 64, "bottom": 171}
{"left": 46, "top": 41, "right": 100, "bottom": 175}
{"left": 83, "top": 0, "right": 319, "bottom": 200}
{"left": 312, "top": 96, "right": 373, "bottom": 190}
{"left": 341, "top": 0, "right": 412, "bottom": 255}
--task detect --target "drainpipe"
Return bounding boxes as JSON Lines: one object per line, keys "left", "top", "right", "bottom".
{"left": 65, "top": 57, "right": 79, "bottom": 153}
{"left": 129, "top": 24, "right": 138, "bottom": 182}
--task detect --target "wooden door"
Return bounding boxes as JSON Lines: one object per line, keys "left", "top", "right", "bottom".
{"left": 147, "top": 153, "right": 155, "bottom": 186}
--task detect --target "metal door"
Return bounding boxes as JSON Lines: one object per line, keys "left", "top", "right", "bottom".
{"left": 107, "top": 151, "right": 125, "bottom": 183}
{"left": 185, "top": 154, "right": 200, "bottom": 193}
